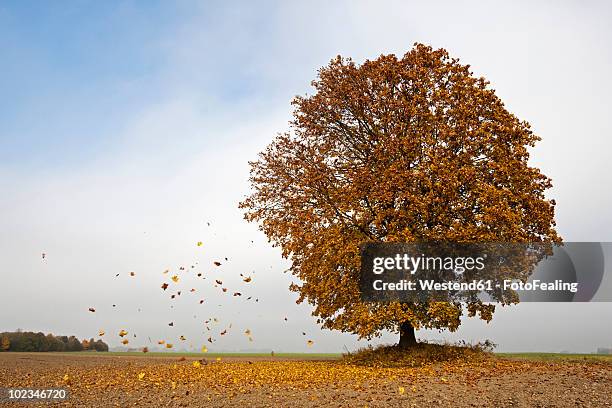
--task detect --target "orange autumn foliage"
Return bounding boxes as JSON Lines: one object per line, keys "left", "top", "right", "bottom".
{"left": 240, "top": 44, "right": 560, "bottom": 340}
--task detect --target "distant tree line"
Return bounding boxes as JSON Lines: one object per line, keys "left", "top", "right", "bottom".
{"left": 0, "top": 330, "right": 108, "bottom": 352}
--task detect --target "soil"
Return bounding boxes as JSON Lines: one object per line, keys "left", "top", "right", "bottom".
{"left": 0, "top": 353, "right": 610, "bottom": 407}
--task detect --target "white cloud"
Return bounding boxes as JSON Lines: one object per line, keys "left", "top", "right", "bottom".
{"left": 2, "top": 1, "right": 612, "bottom": 352}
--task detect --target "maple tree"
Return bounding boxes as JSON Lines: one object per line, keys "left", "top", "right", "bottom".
{"left": 240, "top": 44, "right": 560, "bottom": 347}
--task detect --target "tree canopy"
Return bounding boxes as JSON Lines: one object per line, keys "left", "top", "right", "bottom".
{"left": 0, "top": 331, "right": 108, "bottom": 352}
{"left": 240, "top": 44, "right": 560, "bottom": 344}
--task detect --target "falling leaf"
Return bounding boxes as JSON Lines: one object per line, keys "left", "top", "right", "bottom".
{"left": 197, "top": 241, "right": 203, "bottom": 247}
{"left": 215, "top": 279, "right": 223, "bottom": 285}
{"left": 168, "top": 322, "right": 174, "bottom": 327}
{"left": 180, "top": 335, "right": 186, "bottom": 341}
{"left": 213, "top": 261, "right": 221, "bottom": 267}
{"left": 171, "top": 275, "right": 179, "bottom": 283}
{"left": 158, "top": 340, "right": 165, "bottom": 345}
{"left": 244, "top": 329, "right": 251, "bottom": 336}
{"left": 121, "top": 339, "right": 129, "bottom": 345}
{"left": 88, "top": 307, "right": 96, "bottom": 313}
{"left": 233, "top": 292, "right": 241, "bottom": 296}
{"left": 142, "top": 347, "right": 149, "bottom": 353}
{"left": 207, "top": 337, "right": 213, "bottom": 343}
{"left": 243, "top": 276, "right": 252, "bottom": 283}
{"left": 163, "top": 269, "right": 169, "bottom": 274}
{"left": 220, "top": 330, "right": 227, "bottom": 336}
{"left": 222, "top": 288, "right": 227, "bottom": 293}
{"left": 166, "top": 343, "right": 173, "bottom": 349}
{"left": 190, "top": 288, "right": 196, "bottom": 292}
{"left": 307, "top": 340, "right": 314, "bottom": 347}
{"left": 199, "top": 299, "right": 204, "bottom": 304}
{"left": 99, "top": 330, "right": 105, "bottom": 336}
{"left": 130, "top": 271, "right": 135, "bottom": 277}
{"left": 201, "top": 346, "right": 208, "bottom": 353}
{"left": 119, "top": 330, "right": 128, "bottom": 337}
{"left": 161, "top": 283, "right": 169, "bottom": 290}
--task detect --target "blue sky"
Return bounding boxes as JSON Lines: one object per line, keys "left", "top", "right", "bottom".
{"left": 0, "top": 1, "right": 284, "bottom": 170}
{"left": 1, "top": 1, "right": 611, "bottom": 352}
{"left": 0, "top": 2, "right": 173, "bottom": 168}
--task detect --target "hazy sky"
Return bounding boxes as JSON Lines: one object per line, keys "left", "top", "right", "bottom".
{"left": 1, "top": 1, "right": 611, "bottom": 353}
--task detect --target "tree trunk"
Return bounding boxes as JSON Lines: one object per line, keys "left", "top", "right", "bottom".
{"left": 398, "top": 321, "right": 417, "bottom": 348}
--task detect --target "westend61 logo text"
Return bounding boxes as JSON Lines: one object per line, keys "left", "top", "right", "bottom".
{"left": 359, "top": 242, "right": 610, "bottom": 303}
{"left": 372, "top": 253, "right": 486, "bottom": 275}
